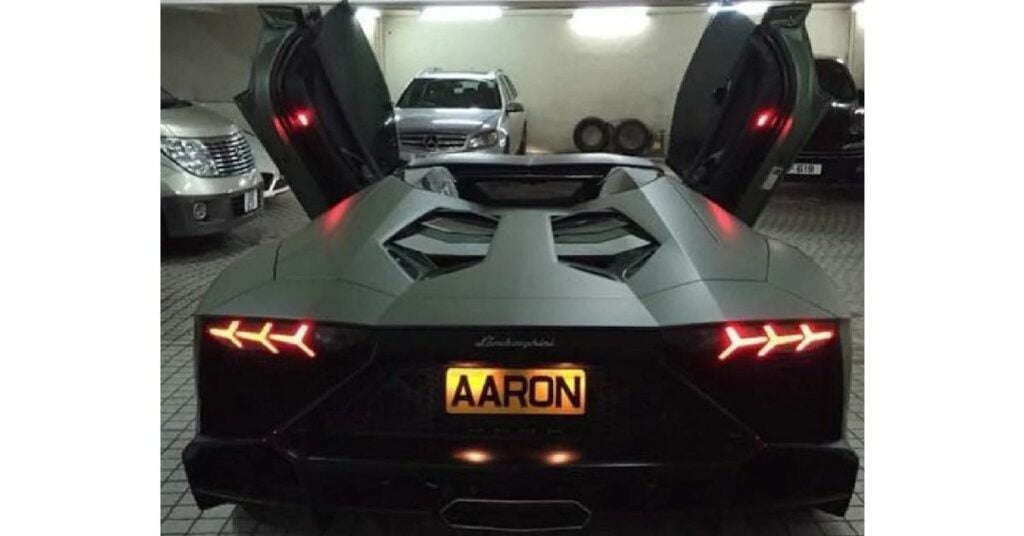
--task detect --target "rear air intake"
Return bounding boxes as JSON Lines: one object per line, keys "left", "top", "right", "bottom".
{"left": 551, "top": 210, "right": 658, "bottom": 281}
{"left": 440, "top": 498, "right": 591, "bottom": 532}
{"left": 385, "top": 210, "right": 499, "bottom": 280}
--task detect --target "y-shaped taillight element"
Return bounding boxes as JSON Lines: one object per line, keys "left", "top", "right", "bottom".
{"left": 208, "top": 319, "right": 316, "bottom": 358}
{"left": 719, "top": 323, "right": 834, "bottom": 361}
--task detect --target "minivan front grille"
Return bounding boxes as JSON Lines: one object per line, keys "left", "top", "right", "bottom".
{"left": 203, "top": 132, "right": 255, "bottom": 177}
{"left": 399, "top": 132, "right": 467, "bottom": 152}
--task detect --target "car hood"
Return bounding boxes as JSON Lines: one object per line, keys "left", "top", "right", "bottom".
{"left": 395, "top": 108, "right": 501, "bottom": 134}
{"left": 160, "top": 105, "right": 239, "bottom": 138}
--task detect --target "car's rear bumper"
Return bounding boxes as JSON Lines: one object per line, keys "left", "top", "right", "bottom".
{"left": 183, "top": 434, "right": 858, "bottom": 519}
{"left": 787, "top": 143, "right": 864, "bottom": 183}
{"left": 186, "top": 323, "right": 857, "bottom": 524}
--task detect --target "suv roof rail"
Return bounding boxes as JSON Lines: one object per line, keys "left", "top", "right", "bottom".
{"left": 413, "top": 69, "right": 501, "bottom": 79}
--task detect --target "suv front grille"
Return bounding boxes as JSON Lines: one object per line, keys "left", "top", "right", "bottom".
{"left": 399, "top": 132, "right": 467, "bottom": 151}
{"left": 203, "top": 132, "right": 255, "bottom": 176}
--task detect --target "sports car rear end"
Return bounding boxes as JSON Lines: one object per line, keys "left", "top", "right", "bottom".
{"left": 182, "top": 158, "right": 859, "bottom": 526}
{"left": 183, "top": 2, "right": 859, "bottom": 529}
{"left": 184, "top": 319, "right": 857, "bottom": 525}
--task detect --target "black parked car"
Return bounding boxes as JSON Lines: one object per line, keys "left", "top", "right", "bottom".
{"left": 787, "top": 57, "right": 864, "bottom": 183}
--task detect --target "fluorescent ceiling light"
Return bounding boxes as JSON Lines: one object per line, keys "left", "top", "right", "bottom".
{"left": 852, "top": 1, "right": 865, "bottom": 25}
{"left": 420, "top": 6, "right": 503, "bottom": 22}
{"left": 847, "top": 1, "right": 864, "bottom": 26}
{"left": 569, "top": 7, "right": 650, "bottom": 38}
{"left": 355, "top": 7, "right": 380, "bottom": 36}
{"left": 355, "top": 7, "right": 381, "bottom": 21}
{"left": 707, "top": 2, "right": 773, "bottom": 15}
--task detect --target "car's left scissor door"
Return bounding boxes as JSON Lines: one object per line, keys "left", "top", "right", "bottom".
{"left": 236, "top": 3, "right": 401, "bottom": 219}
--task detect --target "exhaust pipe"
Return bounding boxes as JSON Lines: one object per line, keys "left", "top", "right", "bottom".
{"left": 440, "top": 498, "right": 591, "bottom": 532}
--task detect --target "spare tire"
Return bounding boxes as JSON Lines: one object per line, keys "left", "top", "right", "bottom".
{"left": 612, "top": 119, "right": 652, "bottom": 156}
{"left": 573, "top": 116, "right": 612, "bottom": 153}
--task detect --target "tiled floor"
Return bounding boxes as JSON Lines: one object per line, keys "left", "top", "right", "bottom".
{"left": 161, "top": 184, "right": 865, "bottom": 535}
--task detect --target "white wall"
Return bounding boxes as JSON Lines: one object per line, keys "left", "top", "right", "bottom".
{"left": 849, "top": 6, "right": 865, "bottom": 88}
{"left": 161, "top": 5, "right": 382, "bottom": 128}
{"left": 383, "top": 9, "right": 705, "bottom": 154}
{"left": 804, "top": 6, "right": 853, "bottom": 60}
{"left": 382, "top": 5, "right": 857, "bottom": 153}
{"left": 161, "top": 6, "right": 260, "bottom": 103}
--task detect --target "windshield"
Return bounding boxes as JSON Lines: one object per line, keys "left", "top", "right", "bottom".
{"left": 161, "top": 88, "right": 190, "bottom": 109}
{"left": 814, "top": 59, "right": 857, "bottom": 102}
{"left": 397, "top": 78, "right": 501, "bottom": 109}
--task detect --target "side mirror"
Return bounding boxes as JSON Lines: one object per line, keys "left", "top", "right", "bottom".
{"left": 506, "top": 102, "right": 524, "bottom": 114}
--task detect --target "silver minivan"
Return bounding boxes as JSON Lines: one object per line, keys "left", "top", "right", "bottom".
{"left": 161, "top": 89, "right": 263, "bottom": 238}
{"left": 395, "top": 70, "right": 526, "bottom": 161}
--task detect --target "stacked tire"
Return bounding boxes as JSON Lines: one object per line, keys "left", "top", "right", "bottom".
{"left": 572, "top": 117, "right": 652, "bottom": 156}
{"left": 572, "top": 117, "right": 612, "bottom": 153}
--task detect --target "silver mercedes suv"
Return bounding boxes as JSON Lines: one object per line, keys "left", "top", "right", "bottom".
{"left": 161, "top": 88, "right": 263, "bottom": 238}
{"left": 395, "top": 70, "right": 526, "bottom": 160}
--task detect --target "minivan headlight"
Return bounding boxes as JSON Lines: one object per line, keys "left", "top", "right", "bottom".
{"left": 466, "top": 130, "right": 501, "bottom": 150}
{"left": 161, "top": 136, "right": 216, "bottom": 177}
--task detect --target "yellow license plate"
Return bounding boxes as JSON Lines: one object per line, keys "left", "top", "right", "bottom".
{"left": 445, "top": 367, "right": 586, "bottom": 415}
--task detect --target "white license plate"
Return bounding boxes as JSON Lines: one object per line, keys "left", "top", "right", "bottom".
{"left": 243, "top": 189, "right": 259, "bottom": 213}
{"left": 789, "top": 163, "right": 823, "bottom": 175}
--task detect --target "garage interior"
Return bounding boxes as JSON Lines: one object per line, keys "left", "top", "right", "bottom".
{"left": 162, "top": 2, "right": 863, "bottom": 154}
{"left": 161, "top": 1, "right": 865, "bottom": 534}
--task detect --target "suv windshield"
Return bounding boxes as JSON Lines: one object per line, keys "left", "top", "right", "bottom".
{"left": 161, "top": 88, "right": 190, "bottom": 109}
{"left": 814, "top": 59, "right": 857, "bottom": 102}
{"left": 397, "top": 78, "right": 501, "bottom": 109}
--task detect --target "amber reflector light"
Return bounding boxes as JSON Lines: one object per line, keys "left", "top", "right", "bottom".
{"left": 453, "top": 448, "right": 492, "bottom": 464}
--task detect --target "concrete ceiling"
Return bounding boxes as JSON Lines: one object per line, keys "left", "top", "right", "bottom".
{"left": 162, "top": 1, "right": 859, "bottom": 8}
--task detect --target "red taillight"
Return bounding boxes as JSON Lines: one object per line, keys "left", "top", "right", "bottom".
{"left": 207, "top": 319, "right": 316, "bottom": 358}
{"left": 719, "top": 326, "right": 768, "bottom": 361}
{"left": 290, "top": 109, "right": 313, "bottom": 129}
{"left": 753, "top": 109, "right": 776, "bottom": 130}
{"left": 718, "top": 322, "right": 834, "bottom": 361}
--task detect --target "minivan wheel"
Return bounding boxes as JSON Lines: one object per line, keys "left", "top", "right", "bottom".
{"left": 517, "top": 123, "right": 528, "bottom": 155}
{"left": 573, "top": 117, "right": 611, "bottom": 153}
{"left": 612, "top": 118, "right": 652, "bottom": 156}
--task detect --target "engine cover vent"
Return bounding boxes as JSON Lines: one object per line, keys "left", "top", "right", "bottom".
{"left": 386, "top": 210, "right": 500, "bottom": 280}
{"left": 551, "top": 210, "right": 658, "bottom": 281}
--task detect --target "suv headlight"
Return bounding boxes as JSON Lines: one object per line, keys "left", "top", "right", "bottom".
{"left": 848, "top": 108, "right": 864, "bottom": 140}
{"left": 466, "top": 130, "right": 502, "bottom": 150}
{"left": 161, "top": 136, "right": 216, "bottom": 177}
